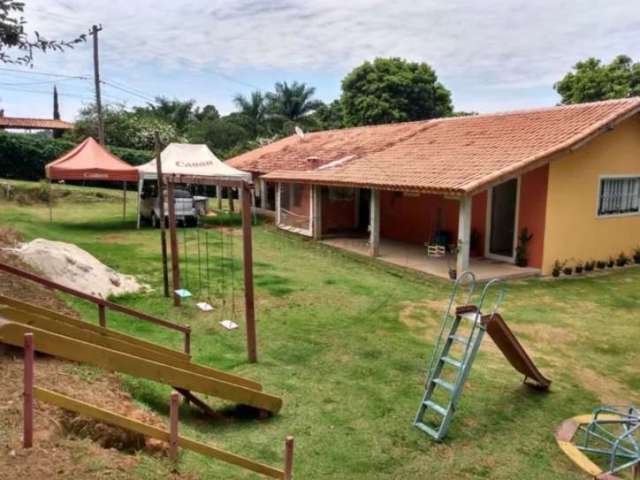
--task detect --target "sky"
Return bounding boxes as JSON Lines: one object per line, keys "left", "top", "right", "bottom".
{"left": 1, "top": 0, "right": 639, "bottom": 121}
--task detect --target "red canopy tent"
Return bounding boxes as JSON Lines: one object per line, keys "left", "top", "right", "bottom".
{"left": 45, "top": 137, "right": 140, "bottom": 221}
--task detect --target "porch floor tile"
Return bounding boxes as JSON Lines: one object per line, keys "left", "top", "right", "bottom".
{"left": 321, "top": 237, "right": 540, "bottom": 281}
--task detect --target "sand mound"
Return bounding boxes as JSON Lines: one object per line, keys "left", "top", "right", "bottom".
{"left": 9, "top": 239, "right": 145, "bottom": 299}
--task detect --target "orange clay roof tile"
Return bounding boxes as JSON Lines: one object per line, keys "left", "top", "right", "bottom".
{"left": 229, "top": 98, "right": 640, "bottom": 195}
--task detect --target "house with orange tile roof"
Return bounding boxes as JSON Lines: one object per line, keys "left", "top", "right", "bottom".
{"left": 227, "top": 98, "right": 640, "bottom": 279}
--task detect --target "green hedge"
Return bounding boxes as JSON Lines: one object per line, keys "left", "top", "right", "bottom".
{"left": 0, "top": 132, "right": 152, "bottom": 181}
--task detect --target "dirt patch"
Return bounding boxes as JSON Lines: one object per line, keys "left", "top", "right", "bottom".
{"left": 510, "top": 323, "right": 577, "bottom": 349}
{"left": 0, "top": 354, "right": 181, "bottom": 478}
{"left": 572, "top": 366, "right": 640, "bottom": 405}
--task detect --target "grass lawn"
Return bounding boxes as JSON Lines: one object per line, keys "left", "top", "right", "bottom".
{"left": 0, "top": 180, "right": 638, "bottom": 479}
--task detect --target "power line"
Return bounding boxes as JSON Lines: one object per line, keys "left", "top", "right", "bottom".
{"left": 100, "top": 80, "right": 155, "bottom": 103}
{"left": 0, "top": 67, "right": 90, "bottom": 80}
{"left": 0, "top": 77, "right": 87, "bottom": 87}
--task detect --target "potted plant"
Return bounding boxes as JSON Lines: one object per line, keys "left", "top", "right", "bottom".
{"left": 575, "top": 261, "right": 584, "bottom": 274}
{"left": 607, "top": 256, "right": 615, "bottom": 268}
{"left": 616, "top": 252, "right": 629, "bottom": 267}
{"left": 585, "top": 260, "right": 595, "bottom": 272}
{"left": 633, "top": 246, "right": 640, "bottom": 264}
{"left": 563, "top": 265, "right": 573, "bottom": 275}
{"left": 515, "top": 227, "right": 533, "bottom": 267}
{"left": 596, "top": 260, "right": 606, "bottom": 269}
{"left": 552, "top": 259, "right": 565, "bottom": 277}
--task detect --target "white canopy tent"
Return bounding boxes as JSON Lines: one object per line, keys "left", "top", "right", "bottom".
{"left": 136, "top": 143, "right": 251, "bottom": 228}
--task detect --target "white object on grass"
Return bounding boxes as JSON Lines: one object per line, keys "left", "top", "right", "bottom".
{"left": 220, "top": 320, "right": 239, "bottom": 330}
{"left": 197, "top": 302, "right": 213, "bottom": 312}
{"left": 174, "top": 289, "right": 192, "bottom": 298}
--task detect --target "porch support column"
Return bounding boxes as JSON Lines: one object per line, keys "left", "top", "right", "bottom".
{"left": 261, "top": 179, "right": 268, "bottom": 210}
{"left": 456, "top": 195, "right": 472, "bottom": 276}
{"left": 369, "top": 189, "right": 380, "bottom": 257}
{"left": 276, "top": 182, "right": 282, "bottom": 226}
{"left": 312, "top": 185, "right": 322, "bottom": 240}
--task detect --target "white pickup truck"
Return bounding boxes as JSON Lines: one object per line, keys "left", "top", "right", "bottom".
{"left": 140, "top": 188, "right": 198, "bottom": 227}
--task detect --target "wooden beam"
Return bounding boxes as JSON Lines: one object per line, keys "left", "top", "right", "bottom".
{"left": 169, "top": 391, "right": 179, "bottom": 462}
{"left": 0, "top": 300, "right": 261, "bottom": 390}
{"left": 0, "top": 321, "right": 282, "bottom": 413}
{"left": 0, "top": 295, "right": 189, "bottom": 360}
{"left": 33, "top": 387, "right": 285, "bottom": 479}
{"left": 23, "top": 333, "right": 34, "bottom": 449}
{"left": 284, "top": 436, "right": 294, "bottom": 480}
{"left": 368, "top": 189, "right": 380, "bottom": 257}
{"left": 241, "top": 184, "right": 258, "bottom": 363}
{"left": 167, "top": 182, "right": 181, "bottom": 307}
{"left": 456, "top": 195, "right": 472, "bottom": 276}
{"left": 155, "top": 133, "right": 170, "bottom": 298}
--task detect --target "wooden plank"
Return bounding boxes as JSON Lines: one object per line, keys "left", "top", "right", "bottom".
{"left": 0, "top": 321, "right": 281, "bottom": 413}
{"left": 0, "top": 296, "right": 188, "bottom": 359}
{"left": 167, "top": 181, "right": 181, "bottom": 307}
{"left": 0, "top": 263, "right": 190, "bottom": 335}
{"left": 34, "top": 387, "right": 284, "bottom": 479}
{"left": 23, "top": 333, "right": 34, "bottom": 448}
{"left": 0, "top": 303, "right": 262, "bottom": 391}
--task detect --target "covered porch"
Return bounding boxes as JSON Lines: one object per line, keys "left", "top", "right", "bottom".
{"left": 322, "top": 237, "right": 539, "bottom": 281}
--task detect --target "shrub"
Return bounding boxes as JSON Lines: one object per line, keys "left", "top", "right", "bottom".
{"left": 0, "top": 132, "right": 151, "bottom": 181}
{"left": 563, "top": 266, "right": 573, "bottom": 275}
{"left": 616, "top": 252, "right": 629, "bottom": 267}
{"left": 584, "top": 260, "right": 595, "bottom": 272}
{"left": 596, "top": 260, "right": 606, "bottom": 269}
{"left": 575, "top": 261, "right": 584, "bottom": 274}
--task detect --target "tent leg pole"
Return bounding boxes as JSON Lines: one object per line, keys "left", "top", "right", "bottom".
{"left": 48, "top": 180, "right": 52, "bottom": 223}
{"left": 136, "top": 179, "right": 142, "bottom": 229}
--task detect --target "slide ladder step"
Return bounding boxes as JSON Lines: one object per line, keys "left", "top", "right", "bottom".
{"left": 432, "top": 378, "right": 455, "bottom": 392}
{"left": 441, "top": 356, "right": 462, "bottom": 368}
{"left": 423, "top": 400, "right": 449, "bottom": 417}
{"left": 449, "top": 334, "right": 469, "bottom": 345}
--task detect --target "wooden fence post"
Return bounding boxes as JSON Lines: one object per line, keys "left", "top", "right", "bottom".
{"left": 23, "top": 333, "right": 34, "bottom": 449}
{"left": 169, "top": 391, "right": 179, "bottom": 464}
{"left": 284, "top": 436, "right": 294, "bottom": 480}
{"left": 98, "top": 304, "right": 106, "bottom": 328}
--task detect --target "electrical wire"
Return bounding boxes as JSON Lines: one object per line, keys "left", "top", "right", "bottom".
{"left": 0, "top": 67, "right": 90, "bottom": 80}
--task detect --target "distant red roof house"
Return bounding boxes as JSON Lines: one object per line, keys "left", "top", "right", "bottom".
{"left": 227, "top": 98, "right": 640, "bottom": 279}
{"left": 0, "top": 116, "right": 74, "bottom": 131}
{"left": 256, "top": 98, "right": 640, "bottom": 195}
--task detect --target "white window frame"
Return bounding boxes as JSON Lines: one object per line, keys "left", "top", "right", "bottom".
{"left": 596, "top": 175, "right": 640, "bottom": 219}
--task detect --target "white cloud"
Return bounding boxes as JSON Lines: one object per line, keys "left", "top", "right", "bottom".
{"left": 2, "top": 0, "right": 640, "bottom": 118}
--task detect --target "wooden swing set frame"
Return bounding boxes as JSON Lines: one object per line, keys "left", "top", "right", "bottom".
{"left": 163, "top": 174, "right": 258, "bottom": 363}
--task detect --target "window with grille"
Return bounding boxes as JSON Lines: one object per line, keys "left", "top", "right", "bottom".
{"left": 598, "top": 177, "right": 640, "bottom": 216}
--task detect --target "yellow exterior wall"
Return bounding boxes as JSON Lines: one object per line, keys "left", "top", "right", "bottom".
{"left": 542, "top": 115, "right": 640, "bottom": 274}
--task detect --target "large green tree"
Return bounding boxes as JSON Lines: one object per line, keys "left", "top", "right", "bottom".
{"left": 134, "top": 97, "right": 200, "bottom": 134}
{"left": 554, "top": 55, "right": 640, "bottom": 104}
{"left": 70, "top": 104, "right": 180, "bottom": 150}
{"left": 340, "top": 57, "right": 453, "bottom": 126}
{"left": 0, "top": 0, "right": 85, "bottom": 65}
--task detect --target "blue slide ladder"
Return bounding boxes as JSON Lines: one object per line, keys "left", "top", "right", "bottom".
{"left": 414, "top": 273, "right": 505, "bottom": 441}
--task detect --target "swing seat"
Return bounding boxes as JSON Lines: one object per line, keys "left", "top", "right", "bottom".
{"left": 175, "top": 289, "right": 192, "bottom": 298}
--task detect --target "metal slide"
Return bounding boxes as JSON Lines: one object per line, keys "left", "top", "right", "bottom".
{"left": 481, "top": 312, "right": 551, "bottom": 389}
{"left": 0, "top": 296, "right": 282, "bottom": 414}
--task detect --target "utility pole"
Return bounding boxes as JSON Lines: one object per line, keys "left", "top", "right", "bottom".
{"left": 90, "top": 24, "right": 105, "bottom": 145}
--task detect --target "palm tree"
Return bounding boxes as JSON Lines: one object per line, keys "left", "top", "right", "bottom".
{"left": 137, "top": 97, "right": 197, "bottom": 134}
{"left": 266, "top": 81, "right": 322, "bottom": 129}
{"left": 233, "top": 91, "right": 267, "bottom": 136}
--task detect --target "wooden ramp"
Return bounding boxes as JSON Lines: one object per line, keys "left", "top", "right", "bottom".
{"left": 0, "top": 297, "right": 282, "bottom": 414}
{"left": 34, "top": 387, "right": 287, "bottom": 479}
